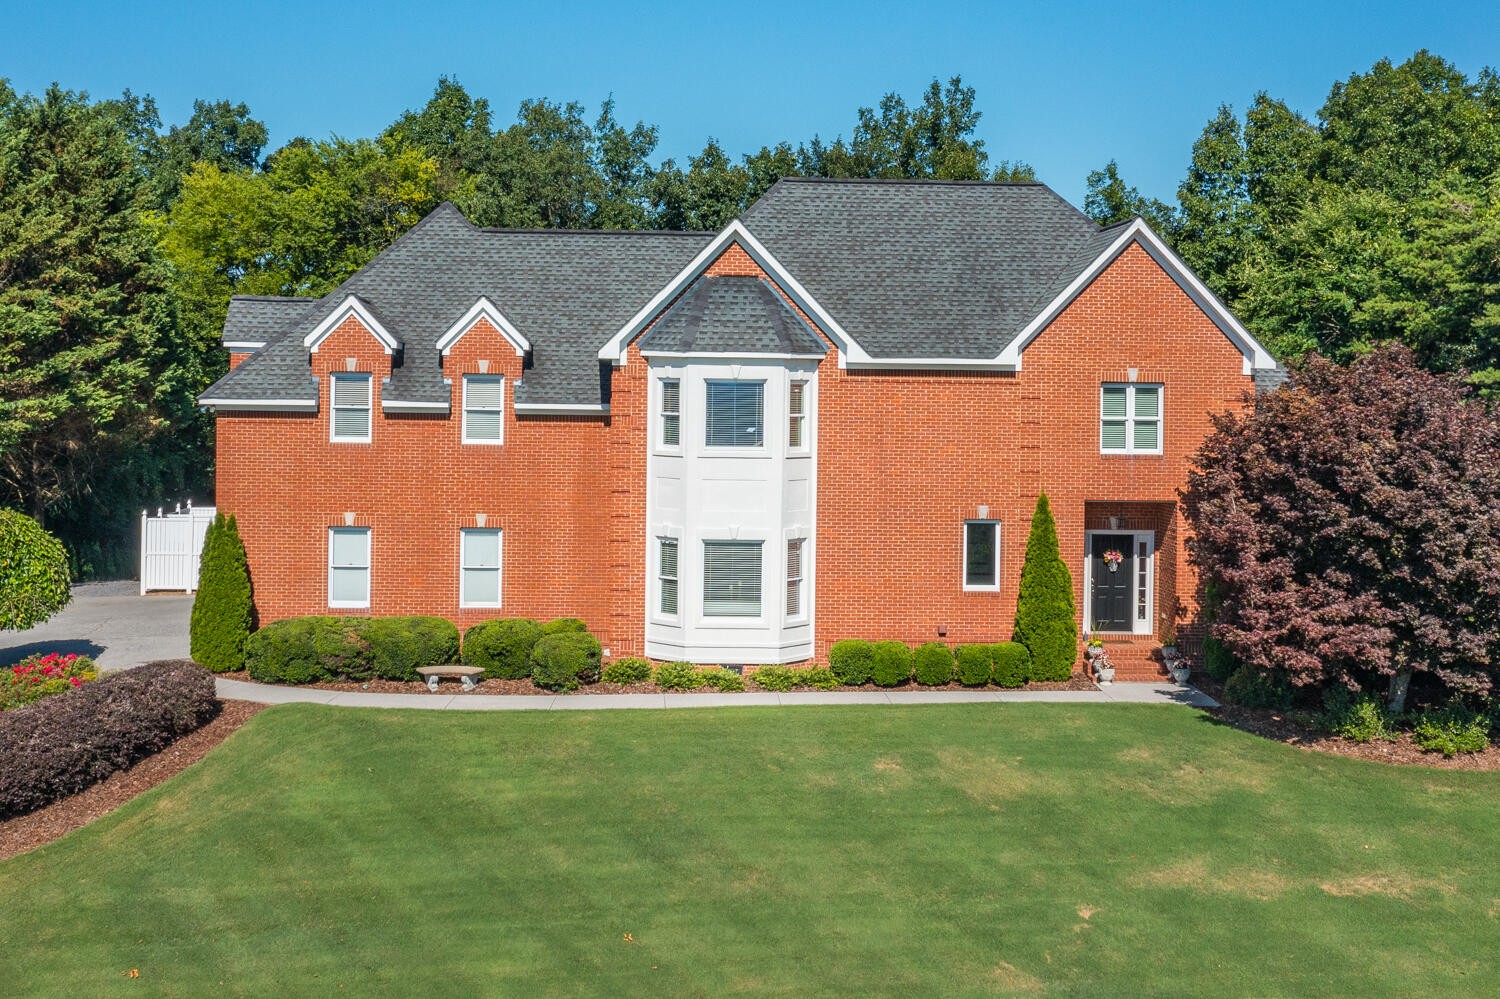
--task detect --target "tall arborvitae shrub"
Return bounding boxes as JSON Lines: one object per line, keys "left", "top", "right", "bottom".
{"left": 190, "top": 513, "right": 253, "bottom": 673}
{"left": 1012, "top": 494, "right": 1077, "bottom": 681}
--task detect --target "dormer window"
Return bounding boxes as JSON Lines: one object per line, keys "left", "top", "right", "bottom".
{"left": 462, "top": 374, "right": 505, "bottom": 444}
{"left": 330, "top": 373, "right": 372, "bottom": 443}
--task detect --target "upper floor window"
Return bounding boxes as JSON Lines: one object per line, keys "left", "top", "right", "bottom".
{"left": 1100, "top": 383, "right": 1162, "bottom": 454}
{"left": 462, "top": 375, "right": 505, "bottom": 445}
{"left": 460, "top": 528, "right": 502, "bottom": 607}
{"left": 330, "top": 373, "right": 372, "bottom": 442}
{"left": 659, "top": 378, "right": 681, "bottom": 448}
{"left": 705, "top": 380, "right": 764, "bottom": 448}
{"left": 329, "top": 526, "right": 371, "bottom": 608}
{"left": 963, "top": 520, "right": 999, "bottom": 591}
{"left": 788, "top": 381, "right": 807, "bottom": 450}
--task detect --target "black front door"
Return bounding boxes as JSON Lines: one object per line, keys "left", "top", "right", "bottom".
{"left": 1089, "top": 534, "right": 1134, "bottom": 632}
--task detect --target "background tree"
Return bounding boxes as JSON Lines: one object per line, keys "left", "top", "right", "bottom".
{"left": 0, "top": 509, "right": 71, "bottom": 631}
{"left": 190, "top": 513, "right": 252, "bottom": 672}
{"left": 1083, "top": 159, "right": 1176, "bottom": 232}
{"left": 1012, "top": 494, "right": 1077, "bottom": 681}
{"left": 1182, "top": 346, "right": 1500, "bottom": 713}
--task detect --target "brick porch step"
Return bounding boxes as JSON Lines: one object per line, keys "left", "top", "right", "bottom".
{"left": 1082, "top": 637, "right": 1169, "bottom": 680}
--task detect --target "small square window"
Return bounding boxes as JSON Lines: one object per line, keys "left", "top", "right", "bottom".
{"left": 1100, "top": 383, "right": 1162, "bottom": 454}
{"left": 963, "top": 520, "right": 999, "bottom": 591}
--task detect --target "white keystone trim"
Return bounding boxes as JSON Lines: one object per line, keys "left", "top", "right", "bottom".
{"left": 598, "top": 219, "right": 856, "bottom": 367}
{"left": 996, "top": 218, "right": 1277, "bottom": 374}
{"left": 197, "top": 397, "right": 318, "bottom": 412}
{"left": 513, "top": 402, "right": 611, "bottom": 415}
{"left": 435, "top": 297, "right": 531, "bottom": 357}
{"left": 303, "top": 295, "right": 401, "bottom": 354}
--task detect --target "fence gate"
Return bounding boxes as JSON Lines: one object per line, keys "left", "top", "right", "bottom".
{"left": 139, "top": 502, "right": 217, "bottom": 594}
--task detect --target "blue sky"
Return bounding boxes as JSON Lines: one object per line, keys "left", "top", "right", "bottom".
{"left": 2, "top": 1, "right": 1496, "bottom": 207}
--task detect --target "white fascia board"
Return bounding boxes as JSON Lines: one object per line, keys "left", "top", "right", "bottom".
{"left": 513, "top": 402, "right": 610, "bottom": 415}
{"left": 598, "top": 219, "right": 858, "bottom": 366}
{"left": 303, "top": 295, "right": 401, "bottom": 354}
{"left": 639, "top": 349, "right": 826, "bottom": 362}
{"left": 436, "top": 297, "right": 531, "bottom": 357}
{"left": 843, "top": 356, "right": 1019, "bottom": 371}
{"left": 198, "top": 397, "right": 318, "bottom": 412}
{"left": 222, "top": 340, "right": 267, "bottom": 351}
{"left": 997, "top": 219, "right": 1277, "bottom": 373}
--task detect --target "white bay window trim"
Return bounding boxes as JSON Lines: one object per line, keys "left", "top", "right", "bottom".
{"left": 459, "top": 528, "right": 502, "bottom": 608}
{"left": 1100, "top": 383, "right": 1163, "bottom": 455}
{"left": 657, "top": 536, "right": 680, "bottom": 618}
{"left": 659, "top": 377, "right": 681, "bottom": 450}
{"left": 330, "top": 373, "right": 372, "bottom": 443}
{"left": 785, "top": 538, "right": 806, "bottom": 620}
{"left": 328, "top": 526, "right": 371, "bottom": 608}
{"left": 462, "top": 374, "right": 505, "bottom": 444}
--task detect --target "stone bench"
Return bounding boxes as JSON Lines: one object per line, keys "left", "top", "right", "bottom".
{"left": 415, "top": 665, "right": 484, "bottom": 692}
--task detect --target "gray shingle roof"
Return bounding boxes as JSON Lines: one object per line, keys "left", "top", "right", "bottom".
{"left": 739, "top": 178, "right": 1105, "bottom": 358}
{"left": 639, "top": 276, "right": 827, "bottom": 357}
{"left": 1253, "top": 364, "right": 1290, "bottom": 395}
{"left": 202, "top": 204, "right": 715, "bottom": 408}
{"left": 222, "top": 296, "right": 319, "bottom": 346}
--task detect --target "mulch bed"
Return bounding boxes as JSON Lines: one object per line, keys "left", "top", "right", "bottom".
{"left": 216, "top": 670, "right": 1099, "bottom": 696}
{"left": 0, "top": 699, "right": 265, "bottom": 862}
{"left": 1194, "top": 675, "right": 1500, "bottom": 771}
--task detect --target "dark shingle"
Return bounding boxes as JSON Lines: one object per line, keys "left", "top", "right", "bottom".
{"left": 222, "top": 296, "right": 319, "bottom": 346}
{"left": 639, "top": 276, "right": 827, "bottom": 357}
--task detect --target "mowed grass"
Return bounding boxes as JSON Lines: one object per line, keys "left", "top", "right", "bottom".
{"left": 3, "top": 704, "right": 1498, "bottom": 997}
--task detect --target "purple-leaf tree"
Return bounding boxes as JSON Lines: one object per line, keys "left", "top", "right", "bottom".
{"left": 1182, "top": 346, "right": 1500, "bottom": 712}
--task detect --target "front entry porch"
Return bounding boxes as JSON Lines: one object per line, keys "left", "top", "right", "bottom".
{"left": 1081, "top": 502, "right": 1178, "bottom": 680}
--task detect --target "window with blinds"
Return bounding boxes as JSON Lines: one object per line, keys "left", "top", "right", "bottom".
{"left": 460, "top": 528, "right": 502, "bottom": 606}
{"left": 963, "top": 520, "right": 999, "bottom": 590}
{"left": 703, "top": 540, "right": 762, "bottom": 616}
{"left": 785, "top": 539, "right": 805, "bottom": 617}
{"left": 330, "top": 373, "right": 372, "bottom": 442}
{"left": 1100, "top": 383, "right": 1162, "bottom": 454}
{"left": 788, "top": 381, "right": 806, "bottom": 450}
{"left": 462, "top": 375, "right": 504, "bottom": 444}
{"left": 705, "top": 380, "right": 764, "bottom": 447}
{"left": 328, "top": 527, "right": 370, "bottom": 607}
{"left": 658, "top": 537, "right": 679, "bottom": 616}
{"left": 660, "top": 379, "right": 681, "bottom": 448}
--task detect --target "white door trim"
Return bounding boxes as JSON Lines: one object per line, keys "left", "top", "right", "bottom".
{"left": 1082, "top": 529, "right": 1155, "bottom": 636}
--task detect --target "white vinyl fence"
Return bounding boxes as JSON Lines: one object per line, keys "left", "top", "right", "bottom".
{"left": 139, "top": 501, "right": 217, "bottom": 594}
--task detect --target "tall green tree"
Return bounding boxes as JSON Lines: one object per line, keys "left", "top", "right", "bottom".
{"left": 190, "top": 512, "right": 253, "bottom": 672}
{"left": 1175, "top": 105, "right": 1253, "bottom": 302}
{"left": 1083, "top": 159, "right": 1176, "bottom": 232}
{"left": 150, "top": 99, "right": 268, "bottom": 207}
{"left": 1012, "top": 494, "right": 1077, "bottom": 682}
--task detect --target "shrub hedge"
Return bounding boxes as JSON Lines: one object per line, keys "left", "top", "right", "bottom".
{"left": 829, "top": 640, "right": 875, "bottom": 686}
{"left": 530, "top": 632, "right": 602, "bottom": 691}
{"left": 912, "top": 643, "right": 955, "bottom": 686}
{"left": 541, "top": 617, "right": 589, "bottom": 636}
{"left": 462, "top": 618, "right": 543, "bottom": 679}
{"left": 245, "top": 616, "right": 460, "bottom": 684}
{"left": 991, "top": 642, "right": 1031, "bottom": 688}
{"left": 366, "top": 617, "right": 460, "bottom": 681}
{"left": 1413, "top": 702, "right": 1490, "bottom": 756}
{"left": 601, "top": 657, "right": 652, "bottom": 685}
{"left": 870, "top": 641, "right": 914, "bottom": 687}
{"left": 1222, "top": 667, "right": 1292, "bottom": 710}
{"left": 801, "top": 666, "right": 840, "bottom": 690}
{"left": 189, "top": 512, "right": 253, "bottom": 673}
{"left": 751, "top": 665, "right": 798, "bottom": 691}
{"left": 1202, "top": 634, "right": 1238, "bottom": 681}
{"left": 0, "top": 660, "right": 219, "bottom": 819}
{"left": 954, "top": 645, "right": 993, "bottom": 687}
{"left": 653, "top": 661, "right": 703, "bottom": 691}
{"left": 700, "top": 667, "right": 746, "bottom": 692}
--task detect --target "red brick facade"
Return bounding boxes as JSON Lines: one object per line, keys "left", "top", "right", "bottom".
{"left": 216, "top": 239, "right": 1253, "bottom": 669}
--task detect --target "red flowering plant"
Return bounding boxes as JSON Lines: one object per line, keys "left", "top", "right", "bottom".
{"left": 1, "top": 652, "right": 99, "bottom": 711}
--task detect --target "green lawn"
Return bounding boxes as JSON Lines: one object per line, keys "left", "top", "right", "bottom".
{"left": 3, "top": 704, "right": 1497, "bottom": 997}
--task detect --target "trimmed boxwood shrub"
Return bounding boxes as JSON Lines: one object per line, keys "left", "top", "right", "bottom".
{"left": 1222, "top": 667, "right": 1292, "bottom": 710}
{"left": 602, "top": 657, "right": 652, "bottom": 685}
{"left": 701, "top": 667, "right": 746, "bottom": 692}
{"left": 751, "top": 665, "right": 797, "bottom": 691}
{"left": 913, "top": 643, "right": 955, "bottom": 686}
{"left": 541, "top": 617, "right": 589, "bottom": 636}
{"left": 829, "top": 640, "right": 875, "bottom": 686}
{"left": 245, "top": 616, "right": 371, "bottom": 684}
{"left": 530, "top": 632, "right": 602, "bottom": 691}
{"left": 870, "top": 641, "right": 914, "bottom": 687}
{"left": 991, "top": 642, "right": 1031, "bottom": 688}
{"left": 462, "top": 618, "right": 543, "bottom": 679}
{"left": 189, "top": 512, "right": 253, "bottom": 673}
{"left": 0, "top": 508, "right": 71, "bottom": 632}
{"left": 954, "top": 645, "right": 993, "bottom": 687}
{"left": 0, "top": 660, "right": 219, "bottom": 819}
{"left": 366, "top": 616, "right": 459, "bottom": 681}
{"left": 801, "top": 666, "right": 840, "bottom": 690}
{"left": 653, "top": 661, "right": 703, "bottom": 691}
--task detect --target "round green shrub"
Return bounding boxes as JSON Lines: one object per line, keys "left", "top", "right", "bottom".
{"left": 190, "top": 513, "right": 253, "bottom": 673}
{"left": 530, "top": 632, "right": 602, "bottom": 691}
{"left": 653, "top": 660, "right": 703, "bottom": 691}
{"left": 1412, "top": 702, "right": 1490, "bottom": 757}
{"left": 462, "top": 618, "right": 543, "bottom": 679}
{"left": 828, "top": 640, "right": 875, "bottom": 686}
{"left": 701, "top": 667, "right": 745, "bottom": 692}
{"left": 0, "top": 509, "right": 71, "bottom": 632}
{"left": 913, "top": 643, "right": 955, "bottom": 686}
{"left": 751, "top": 665, "right": 797, "bottom": 692}
{"left": 601, "top": 657, "right": 652, "bottom": 685}
{"left": 991, "top": 641, "right": 1031, "bottom": 688}
{"left": 1202, "top": 634, "right": 1238, "bottom": 681}
{"left": 800, "top": 666, "right": 840, "bottom": 690}
{"left": 870, "top": 641, "right": 914, "bottom": 687}
{"left": 954, "top": 645, "right": 993, "bottom": 687}
{"left": 366, "top": 616, "right": 460, "bottom": 681}
{"left": 541, "top": 617, "right": 589, "bottom": 636}
{"left": 1222, "top": 667, "right": 1292, "bottom": 710}
{"left": 245, "top": 616, "right": 371, "bottom": 684}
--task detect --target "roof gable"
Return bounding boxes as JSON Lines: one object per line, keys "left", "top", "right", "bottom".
{"left": 639, "top": 276, "right": 827, "bottom": 358}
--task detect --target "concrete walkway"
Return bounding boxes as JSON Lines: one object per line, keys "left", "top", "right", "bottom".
{"left": 217, "top": 677, "right": 1219, "bottom": 710}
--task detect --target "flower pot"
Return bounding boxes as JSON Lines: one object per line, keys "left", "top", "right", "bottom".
{"left": 1168, "top": 664, "right": 1190, "bottom": 685}
{"left": 1084, "top": 645, "right": 1103, "bottom": 661}
{"left": 1161, "top": 645, "right": 1178, "bottom": 659}
{"left": 1094, "top": 665, "right": 1115, "bottom": 685}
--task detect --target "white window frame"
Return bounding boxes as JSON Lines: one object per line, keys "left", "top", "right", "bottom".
{"left": 328, "top": 526, "right": 371, "bottom": 609}
{"left": 962, "top": 520, "right": 1001, "bottom": 592}
{"left": 459, "top": 528, "right": 503, "bottom": 608}
{"left": 658, "top": 377, "right": 682, "bottom": 452}
{"left": 787, "top": 379, "right": 808, "bottom": 453}
{"left": 703, "top": 379, "right": 767, "bottom": 452}
{"left": 461, "top": 374, "right": 506, "bottom": 445}
{"left": 785, "top": 538, "right": 807, "bottom": 621}
{"left": 1100, "top": 383, "right": 1163, "bottom": 455}
{"left": 330, "top": 373, "right": 372, "bottom": 443}
{"left": 656, "top": 536, "right": 680, "bottom": 620}
{"left": 701, "top": 538, "right": 765, "bottom": 620}
{"left": 1082, "top": 529, "right": 1155, "bottom": 636}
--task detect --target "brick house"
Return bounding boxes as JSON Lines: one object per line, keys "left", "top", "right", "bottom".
{"left": 201, "top": 179, "right": 1281, "bottom": 678}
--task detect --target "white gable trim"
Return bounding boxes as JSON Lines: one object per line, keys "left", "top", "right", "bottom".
{"left": 598, "top": 219, "right": 860, "bottom": 367}
{"left": 303, "top": 295, "right": 401, "bottom": 354}
{"left": 996, "top": 218, "right": 1277, "bottom": 374}
{"left": 435, "top": 297, "right": 531, "bottom": 357}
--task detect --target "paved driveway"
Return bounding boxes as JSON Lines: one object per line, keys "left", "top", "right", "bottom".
{"left": 0, "top": 581, "right": 192, "bottom": 670}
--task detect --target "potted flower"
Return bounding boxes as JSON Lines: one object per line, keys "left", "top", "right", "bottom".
{"left": 1167, "top": 658, "right": 1191, "bottom": 685}
{"left": 1084, "top": 636, "right": 1105, "bottom": 661}
{"left": 1160, "top": 628, "right": 1178, "bottom": 660}
{"left": 1102, "top": 549, "right": 1124, "bottom": 573}
{"left": 1093, "top": 650, "right": 1115, "bottom": 685}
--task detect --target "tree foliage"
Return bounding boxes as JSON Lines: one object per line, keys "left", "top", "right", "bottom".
{"left": 189, "top": 512, "right": 252, "bottom": 672}
{"left": 0, "top": 509, "right": 71, "bottom": 630}
{"left": 1012, "top": 494, "right": 1077, "bottom": 681}
{"left": 1083, "top": 159, "right": 1175, "bottom": 232}
{"left": 1182, "top": 346, "right": 1500, "bottom": 712}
